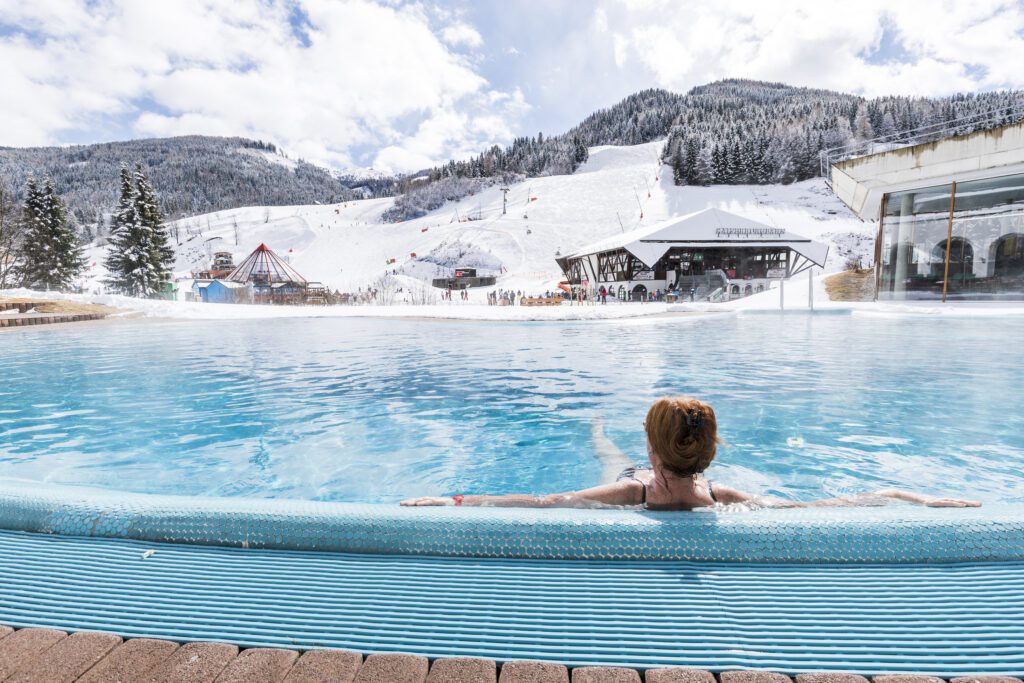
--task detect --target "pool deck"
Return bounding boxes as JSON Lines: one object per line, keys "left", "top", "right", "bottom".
{"left": 2, "top": 627, "right": 1023, "bottom": 683}
{"left": 1, "top": 529, "right": 1023, "bottom": 677}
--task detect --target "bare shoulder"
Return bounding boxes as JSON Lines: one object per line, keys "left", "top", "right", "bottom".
{"left": 710, "top": 483, "right": 754, "bottom": 504}
{"left": 551, "top": 479, "right": 643, "bottom": 507}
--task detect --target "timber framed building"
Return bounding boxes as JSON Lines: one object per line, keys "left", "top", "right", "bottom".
{"left": 555, "top": 208, "right": 829, "bottom": 301}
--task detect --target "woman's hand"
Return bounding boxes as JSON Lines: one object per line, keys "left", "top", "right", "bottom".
{"left": 400, "top": 497, "right": 454, "bottom": 506}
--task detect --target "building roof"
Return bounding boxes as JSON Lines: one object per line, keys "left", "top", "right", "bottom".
{"left": 558, "top": 208, "right": 829, "bottom": 269}
{"left": 226, "top": 243, "right": 308, "bottom": 285}
{"left": 830, "top": 119, "right": 1024, "bottom": 219}
{"left": 209, "top": 280, "right": 248, "bottom": 289}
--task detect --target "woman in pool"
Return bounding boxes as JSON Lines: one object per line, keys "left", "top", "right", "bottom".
{"left": 401, "top": 397, "right": 981, "bottom": 509}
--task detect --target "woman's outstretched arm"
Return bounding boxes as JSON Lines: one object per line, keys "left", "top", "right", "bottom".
{"left": 400, "top": 480, "right": 643, "bottom": 508}
{"left": 765, "top": 489, "right": 980, "bottom": 509}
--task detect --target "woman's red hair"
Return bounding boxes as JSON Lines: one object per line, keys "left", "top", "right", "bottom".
{"left": 644, "top": 397, "right": 720, "bottom": 476}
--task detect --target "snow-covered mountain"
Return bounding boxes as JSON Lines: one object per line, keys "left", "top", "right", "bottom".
{"left": 80, "top": 142, "right": 873, "bottom": 296}
{"left": 0, "top": 136, "right": 399, "bottom": 224}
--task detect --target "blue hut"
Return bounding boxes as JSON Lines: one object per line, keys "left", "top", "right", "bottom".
{"left": 205, "top": 280, "right": 250, "bottom": 304}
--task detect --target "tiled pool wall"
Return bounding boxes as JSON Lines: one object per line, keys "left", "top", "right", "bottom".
{"left": 1, "top": 482, "right": 1022, "bottom": 562}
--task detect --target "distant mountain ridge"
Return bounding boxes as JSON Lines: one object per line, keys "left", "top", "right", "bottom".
{"left": 0, "top": 135, "right": 398, "bottom": 225}
{"left": 384, "top": 79, "right": 1024, "bottom": 221}
{"left": 4, "top": 80, "right": 1023, "bottom": 229}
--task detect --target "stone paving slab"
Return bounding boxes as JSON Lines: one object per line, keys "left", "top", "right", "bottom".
{"left": 572, "top": 666, "right": 643, "bottom": 682}
{"left": 645, "top": 669, "right": 718, "bottom": 683}
{"left": 0, "top": 312, "right": 106, "bottom": 328}
{"left": 215, "top": 646, "right": 298, "bottom": 682}
{"left": 353, "top": 652, "right": 430, "bottom": 683}
{"left": 76, "top": 637, "right": 179, "bottom": 683}
{"left": 796, "top": 676, "right": 869, "bottom": 683}
{"left": 6, "top": 631, "right": 121, "bottom": 683}
{"left": 720, "top": 673, "right": 793, "bottom": 683}
{"left": 427, "top": 656, "right": 497, "bottom": 682}
{"left": 499, "top": 660, "right": 570, "bottom": 683}
{"left": 147, "top": 641, "right": 239, "bottom": 683}
{"left": 284, "top": 649, "right": 363, "bottom": 683}
{"left": 2, "top": 627, "right": 1024, "bottom": 683}
{"left": 0, "top": 628, "right": 67, "bottom": 680}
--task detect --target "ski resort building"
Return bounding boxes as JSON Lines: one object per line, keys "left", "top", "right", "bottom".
{"left": 828, "top": 118, "right": 1024, "bottom": 301}
{"left": 225, "top": 243, "right": 309, "bottom": 305}
{"left": 193, "top": 251, "right": 236, "bottom": 280}
{"left": 555, "top": 208, "right": 828, "bottom": 302}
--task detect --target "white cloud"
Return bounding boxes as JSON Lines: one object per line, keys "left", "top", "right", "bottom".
{"left": 590, "top": 0, "right": 1024, "bottom": 98}
{"left": 441, "top": 22, "right": 484, "bottom": 49}
{"left": 0, "top": 0, "right": 515, "bottom": 171}
{"left": 3, "top": 0, "right": 1022, "bottom": 174}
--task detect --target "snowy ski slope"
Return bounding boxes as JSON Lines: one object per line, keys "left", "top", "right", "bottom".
{"left": 81, "top": 142, "right": 874, "bottom": 296}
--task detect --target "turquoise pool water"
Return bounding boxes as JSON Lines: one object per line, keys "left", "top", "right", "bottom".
{"left": 1, "top": 313, "right": 1023, "bottom": 505}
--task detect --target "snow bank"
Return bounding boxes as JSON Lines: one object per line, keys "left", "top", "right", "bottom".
{"left": 1, "top": 288, "right": 685, "bottom": 322}
{"left": 9, "top": 285, "right": 1024, "bottom": 323}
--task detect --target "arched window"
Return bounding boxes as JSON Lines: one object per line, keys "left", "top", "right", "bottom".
{"left": 930, "top": 238, "right": 974, "bottom": 280}
{"left": 992, "top": 233, "right": 1024, "bottom": 278}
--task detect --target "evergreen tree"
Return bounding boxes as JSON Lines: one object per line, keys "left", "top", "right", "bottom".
{"left": 0, "top": 179, "right": 23, "bottom": 288}
{"left": 110, "top": 164, "right": 135, "bottom": 238}
{"left": 19, "top": 177, "right": 84, "bottom": 291}
{"left": 104, "top": 164, "right": 176, "bottom": 298}
{"left": 134, "top": 164, "right": 175, "bottom": 293}
{"left": 103, "top": 165, "right": 139, "bottom": 294}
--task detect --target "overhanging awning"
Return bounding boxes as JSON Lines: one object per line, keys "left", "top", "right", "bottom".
{"left": 560, "top": 208, "right": 830, "bottom": 270}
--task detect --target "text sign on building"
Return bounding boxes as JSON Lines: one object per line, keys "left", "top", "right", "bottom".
{"left": 634, "top": 270, "right": 655, "bottom": 281}
{"left": 716, "top": 227, "right": 786, "bottom": 238}
{"left": 767, "top": 268, "right": 787, "bottom": 278}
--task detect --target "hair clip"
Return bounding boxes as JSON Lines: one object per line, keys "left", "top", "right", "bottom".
{"left": 686, "top": 410, "right": 704, "bottom": 430}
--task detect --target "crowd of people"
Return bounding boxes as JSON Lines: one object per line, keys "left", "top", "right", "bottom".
{"left": 325, "top": 284, "right": 688, "bottom": 306}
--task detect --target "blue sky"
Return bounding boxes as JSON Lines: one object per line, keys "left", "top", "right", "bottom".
{"left": 1, "top": 0, "right": 1022, "bottom": 172}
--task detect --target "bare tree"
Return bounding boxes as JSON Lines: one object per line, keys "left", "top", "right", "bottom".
{"left": 0, "top": 180, "right": 24, "bottom": 289}
{"left": 406, "top": 280, "right": 438, "bottom": 305}
{"left": 371, "top": 274, "right": 399, "bottom": 305}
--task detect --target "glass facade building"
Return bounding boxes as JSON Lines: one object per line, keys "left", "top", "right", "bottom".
{"left": 877, "top": 172, "right": 1024, "bottom": 300}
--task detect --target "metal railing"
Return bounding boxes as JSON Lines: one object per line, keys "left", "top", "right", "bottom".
{"left": 820, "top": 104, "right": 1024, "bottom": 183}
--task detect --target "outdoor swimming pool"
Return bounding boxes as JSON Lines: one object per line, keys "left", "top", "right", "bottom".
{"left": 3, "top": 311, "right": 1024, "bottom": 675}
{"left": 2, "top": 312, "right": 1023, "bottom": 506}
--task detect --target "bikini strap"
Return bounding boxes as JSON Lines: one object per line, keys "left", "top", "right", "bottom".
{"left": 707, "top": 480, "right": 718, "bottom": 503}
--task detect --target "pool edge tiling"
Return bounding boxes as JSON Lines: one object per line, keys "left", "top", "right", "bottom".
{"left": 1, "top": 481, "right": 1023, "bottom": 562}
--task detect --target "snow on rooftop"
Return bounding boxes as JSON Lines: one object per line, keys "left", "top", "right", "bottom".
{"left": 563, "top": 207, "right": 830, "bottom": 268}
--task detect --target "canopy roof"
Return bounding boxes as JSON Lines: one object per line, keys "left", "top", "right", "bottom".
{"left": 557, "top": 208, "right": 829, "bottom": 270}
{"left": 226, "top": 244, "right": 307, "bottom": 285}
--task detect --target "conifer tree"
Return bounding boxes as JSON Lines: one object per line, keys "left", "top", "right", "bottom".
{"left": 134, "top": 164, "right": 175, "bottom": 293}
{"left": 19, "top": 177, "right": 84, "bottom": 291}
{"left": 104, "top": 164, "right": 175, "bottom": 297}
{"left": 0, "top": 179, "right": 24, "bottom": 288}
